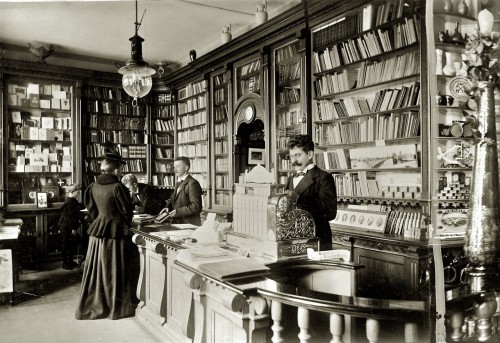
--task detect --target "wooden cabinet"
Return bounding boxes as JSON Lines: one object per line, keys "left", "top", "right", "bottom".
{"left": 331, "top": 228, "right": 430, "bottom": 300}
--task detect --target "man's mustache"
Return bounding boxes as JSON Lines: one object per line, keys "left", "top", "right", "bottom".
{"left": 292, "top": 162, "right": 301, "bottom": 166}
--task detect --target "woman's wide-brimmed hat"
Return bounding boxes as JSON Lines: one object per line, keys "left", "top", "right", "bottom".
{"left": 100, "top": 143, "right": 126, "bottom": 165}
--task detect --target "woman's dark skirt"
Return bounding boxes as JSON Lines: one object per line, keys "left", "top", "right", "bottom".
{"left": 75, "top": 235, "right": 139, "bottom": 320}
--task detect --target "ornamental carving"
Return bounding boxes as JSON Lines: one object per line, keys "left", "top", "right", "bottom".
{"left": 273, "top": 194, "right": 315, "bottom": 241}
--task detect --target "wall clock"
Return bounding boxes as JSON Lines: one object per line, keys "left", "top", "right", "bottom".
{"left": 244, "top": 104, "right": 255, "bottom": 122}
{"left": 447, "top": 76, "right": 472, "bottom": 101}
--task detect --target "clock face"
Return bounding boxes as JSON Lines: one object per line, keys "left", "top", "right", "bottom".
{"left": 447, "top": 76, "right": 472, "bottom": 101}
{"left": 244, "top": 104, "right": 255, "bottom": 122}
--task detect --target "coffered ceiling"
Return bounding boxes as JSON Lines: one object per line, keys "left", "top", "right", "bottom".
{"left": 0, "top": 0, "right": 302, "bottom": 74}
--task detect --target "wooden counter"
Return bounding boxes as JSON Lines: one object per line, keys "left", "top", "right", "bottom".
{"left": 132, "top": 225, "right": 430, "bottom": 342}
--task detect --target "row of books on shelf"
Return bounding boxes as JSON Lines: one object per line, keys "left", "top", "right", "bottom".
{"left": 214, "top": 74, "right": 226, "bottom": 87}
{"left": 156, "top": 93, "right": 173, "bottom": 104}
{"left": 177, "top": 127, "right": 207, "bottom": 144}
{"left": 278, "top": 88, "right": 301, "bottom": 106}
{"left": 86, "top": 115, "right": 145, "bottom": 130}
{"left": 11, "top": 125, "right": 69, "bottom": 142}
{"left": 313, "top": 51, "right": 419, "bottom": 97}
{"left": 215, "top": 141, "right": 228, "bottom": 155}
{"left": 188, "top": 159, "right": 208, "bottom": 174}
{"left": 314, "top": 110, "right": 419, "bottom": 145}
{"left": 152, "top": 174, "right": 175, "bottom": 187}
{"left": 153, "top": 133, "right": 174, "bottom": 145}
{"left": 154, "top": 161, "right": 174, "bottom": 174}
{"left": 178, "top": 96, "right": 207, "bottom": 114}
{"left": 239, "top": 77, "right": 261, "bottom": 95}
{"left": 12, "top": 113, "right": 71, "bottom": 130}
{"left": 276, "top": 126, "right": 305, "bottom": 150}
{"left": 214, "top": 122, "right": 228, "bottom": 138}
{"left": 313, "top": 15, "right": 358, "bottom": 49}
{"left": 216, "top": 175, "right": 230, "bottom": 189}
{"left": 86, "top": 160, "right": 144, "bottom": 173}
{"left": 85, "top": 143, "right": 146, "bottom": 158}
{"left": 276, "top": 42, "right": 299, "bottom": 63}
{"left": 313, "top": 16, "right": 419, "bottom": 73}
{"left": 83, "top": 100, "right": 140, "bottom": 116}
{"left": 277, "top": 110, "right": 304, "bottom": 127}
{"left": 154, "top": 118, "right": 175, "bottom": 131}
{"left": 278, "top": 157, "right": 294, "bottom": 171}
{"left": 178, "top": 142, "right": 207, "bottom": 157}
{"left": 83, "top": 86, "right": 127, "bottom": 101}
{"left": 239, "top": 60, "right": 261, "bottom": 77}
{"left": 86, "top": 130, "right": 145, "bottom": 144}
{"left": 118, "top": 145, "right": 146, "bottom": 159}
{"left": 155, "top": 147, "right": 174, "bottom": 159}
{"left": 214, "top": 192, "right": 231, "bottom": 207}
{"left": 315, "top": 82, "right": 420, "bottom": 120}
{"left": 214, "top": 105, "right": 228, "bottom": 121}
{"left": 177, "top": 111, "right": 207, "bottom": 129}
{"left": 152, "top": 104, "right": 175, "bottom": 119}
{"left": 215, "top": 157, "right": 229, "bottom": 172}
{"left": 356, "top": 51, "right": 419, "bottom": 88}
{"left": 363, "top": 0, "right": 408, "bottom": 30}
{"left": 178, "top": 80, "right": 207, "bottom": 100}
{"left": 214, "top": 88, "right": 227, "bottom": 103}
{"left": 277, "top": 63, "right": 301, "bottom": 84}
{"left": 8, "top": 94, "right": 71, "bottom": 110}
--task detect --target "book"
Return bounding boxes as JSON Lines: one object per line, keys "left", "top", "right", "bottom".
{"left": 198, "top": 258, "right": 270, "bottom": 281}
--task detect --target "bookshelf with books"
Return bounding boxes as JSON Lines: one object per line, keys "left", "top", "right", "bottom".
{"left": 234, "top": 54, "right": 262, "bottom": 103}
{"left": 271, "top": 38, "right": 308, "bottom": 184}
{"left": 176, "top": 78, "right": 210, "bottom": 209}
{"left": 210, "top": 69, "right": 233, "bottom": 210}
{"left": 2, "top": 73, "right": 82, "bottom": 262}
{"left": 81, "top": 84, "right": 148, "bottom": 187}
{"left": 151, "top": 91, "right": 176, "bottom": 188}
{"left": 311, "top": 0, "right": 430, "bottom": 299}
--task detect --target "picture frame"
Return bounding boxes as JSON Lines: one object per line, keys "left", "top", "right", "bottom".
{"left": 36, "top": 192, "right": 48, "bottom": 208}
{"left": 248, "top": 148, "right": 265, "bottom": 165}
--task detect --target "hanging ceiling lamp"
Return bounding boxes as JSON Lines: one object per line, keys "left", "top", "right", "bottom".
{"left": 118, "top": 0, "right": 155, "bottom": 106}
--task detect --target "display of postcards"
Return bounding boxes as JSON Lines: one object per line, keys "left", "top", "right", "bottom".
{"left": 40, "top": 100, "right": 51, "bottom": 109}
{"left": 51, "top": 99, "right": 61, "bottom": 109}
{"left": 331, "top": 209, "right": 388, "bottom": 233}
{"left": 27, "top": 83, "right": 40, "bottom": 95}
{"left": 23, "top": 118, "right": 39, "bottom": 127}
{"left": 42, "top": 85, "right": 52, "bottom": 95}
{"left": 8, "top": 94, "right": 18, "bottom": 106}
{"left": 29, "top": 127, "right": 39, "bottom": 140}
{"left": 53, "top": 129, "right": 64, "bottom": 141}
{"left": 30, "top": 153, "right": 49, "bottom": 166}
{"left": 41, "top": 117, "right": 54, "bottom": 129}
{"left": 20, "top": 98, "right": 30, "bottom": 107}
{"left": 41, "top": 184, "right": 60, "bottom": 202}
{"left": 14, "top": 86, "right": 27, "bottom": 96}
{"left": 349, "top": 144, "right": 418, "bottom": 169}
{"left": 20, "top": 126, "right": 30, "bottom": 139}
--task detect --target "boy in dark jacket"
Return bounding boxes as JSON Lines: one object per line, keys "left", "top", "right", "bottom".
{"left": 58, "top": 183, "right": 83, "bottom": 270}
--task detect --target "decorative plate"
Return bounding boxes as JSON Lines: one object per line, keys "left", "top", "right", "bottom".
{"left": 447, "top": 76, "right": 472, "bottom": 101}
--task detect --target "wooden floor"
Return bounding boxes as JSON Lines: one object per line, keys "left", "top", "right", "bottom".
{"left": 0, "top": 262, "right": 160, "bottom": 343}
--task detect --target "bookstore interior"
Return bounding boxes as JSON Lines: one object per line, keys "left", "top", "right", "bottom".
{"left": 1, "top": 0, "right": 500, "bottom": 341}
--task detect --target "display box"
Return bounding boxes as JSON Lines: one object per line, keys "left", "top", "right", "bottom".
{"left": 40, "top": 100, "right": 51, "bottom": 109}
{"left": 51, "top": 99, "right": 61, "bottom": 109}
{"left": 29, "top": 127, "right": 39, "bottom": 140}
{"left": 29, "top": 94, "right": 40, "bottom": 107}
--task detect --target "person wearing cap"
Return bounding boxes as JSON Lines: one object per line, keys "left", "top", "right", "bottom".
{"left": 75, "top": 144, "right": 137, "bottom": 320}
{"left": 121, "top": 174, "right": 165, "bottom": 215}
{"left": 57, "top": 183, "right": 84, "bottom": 270}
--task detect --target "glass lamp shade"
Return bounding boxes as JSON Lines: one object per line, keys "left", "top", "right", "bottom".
{"left": 119, "top": 65, "right": 156, "bottom": 99}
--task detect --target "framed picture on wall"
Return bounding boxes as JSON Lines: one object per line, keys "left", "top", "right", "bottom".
{"left": 248, "top": 148, "right": 265, "bottom": 165}
{"left": 36, "top": 192, "right": 48, "bottom": 208}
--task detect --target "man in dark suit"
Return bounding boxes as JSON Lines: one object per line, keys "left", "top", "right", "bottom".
{"left": 122, "top": 174, "right": 165, "bottom": 215}
{"left": 286, "top": 135, "right": 337, "bottom": 250}
{"left": 160, "top": 156, "right": 202, "bottom": 226}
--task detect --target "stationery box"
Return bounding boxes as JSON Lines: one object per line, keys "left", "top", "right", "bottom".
{"left": 30, "top": 153, "right": 49, "bottom": 166}
{"left": 29, "top": 94, "right": 40, "bottom": 107}
{"left": 51, "top": 99, "right": 61, "bottom": 109}
{"left": 61, "top": 98, "right": 71, "bottom": 110}
{"left": 29, "top": 127, "right": 39, "bottom": 140}
{"left": 53, "top": 130, "right": 63, "bottom": 141}
{"left": 21, "top": 98, "right": 31, "bottom": 107}
{"left": 40, "top": 100, "right": 51, "bottom": 109}
{"left": 38, "top": 128, "right": 54, "bottom": 141}
{"left": 21, "top": 126, "right": 30, "bottom": 140}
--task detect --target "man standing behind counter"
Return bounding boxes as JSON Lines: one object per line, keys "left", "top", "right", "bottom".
{"left": 159, "top": 156, "right": 202, "bottom": 226}
{"left": 286, "top": 135, "right": 337, "bottom": 250}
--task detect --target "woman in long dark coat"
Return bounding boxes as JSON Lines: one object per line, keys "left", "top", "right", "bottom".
{"left": 75, "top": 149, "right": 137, "bottom": 320}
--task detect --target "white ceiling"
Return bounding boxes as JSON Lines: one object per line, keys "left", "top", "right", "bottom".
{"left": 0, "top": 0, "right": 301, "bottom": 73}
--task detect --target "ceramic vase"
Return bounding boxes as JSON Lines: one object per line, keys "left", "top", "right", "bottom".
{"left": 256, "top": 2, "right": 268, "bottom": 25}
{"left": 435, "top": 48, "right": 444, "bottom": 75}
{"left": 464, "top": 81, "right": 500, "bottom": 292}
{"left": 457, "top": 0, "right": 468, "bottom": 15}
{"left": 444, "top": 0, "right": 453, "bottom": 13}
{"left": 221, "top": 25, "right": 232, "bottom": 44}
{"left": 442, "top": 52, "right": 456, "bottom": 76}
